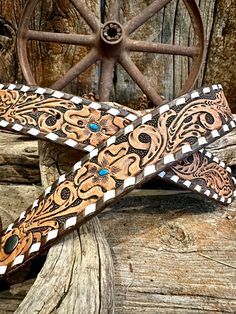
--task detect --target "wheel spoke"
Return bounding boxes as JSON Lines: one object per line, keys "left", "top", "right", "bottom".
{"left": 51, "top": 49, "right": 98, "bottom": 90}
{"left": 70, "top": 0, "right": 101, "bottom": 32}
{"left": 118, "top": 52, "right": 164, "bottom": 106}
{"left": 124, "top": 0, "right": 172, "bottom": 35}
{"left": 98, "top": 58, "right": 115, "bottom": 101}
{"left": 27, "top": 30, "right": 95, "bottom": 46}
{"left": 107, "top": 0, "right": 120, "bottom": 21}
{"left": 127, "top": 39, "right": 199, "bottom": 57}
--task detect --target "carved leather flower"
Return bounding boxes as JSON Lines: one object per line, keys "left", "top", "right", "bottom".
{"left": 90, "top": 158, "right": 120, "bottom": 185}
{"left": 63, "top": 108, "right": 126, "bottom": 146}
{"left": 77, "top": 141, "right": 141, "bottom": 200}
{"left": 77, "top": 159, "right": 120, "bottom": 199}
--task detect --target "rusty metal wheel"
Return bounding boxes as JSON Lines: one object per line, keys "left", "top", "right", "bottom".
{"left": 17, "top": 0, "right": 204, "bottom": 106}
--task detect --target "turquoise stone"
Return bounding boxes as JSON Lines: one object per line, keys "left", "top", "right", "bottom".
{"left": 88, "top": 123, "right": 100, "bottom": 132}
{"left": 4, "top": 234, "right": 19, "bottom": 254}
{"left": 98, "top": 168, "right": 109, "bottom": 176}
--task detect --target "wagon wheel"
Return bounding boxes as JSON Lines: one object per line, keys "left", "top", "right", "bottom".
{"left": 17, "top": 0, "right": 204, "bottom": 106}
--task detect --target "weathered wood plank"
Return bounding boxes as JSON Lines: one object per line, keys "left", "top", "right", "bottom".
{"left": 0, "top": 131, "right": 40, "bottom": 184}
{"left": 203, "top": 0, "right": 236, "bottom": 110}
{"left": 27, "top": 0, "right": 100, "bottom": 95}
{"left": 103, "top": 191, "right": 236, "bottom": 313}
{"left": 0, "top": 184, "right": 42, "bottom": 232}
{"left": 207, "top": 128, "right": 236, "bottom": 167}
{"left": 0, "top": 279, "right": 35, "bottom": 314}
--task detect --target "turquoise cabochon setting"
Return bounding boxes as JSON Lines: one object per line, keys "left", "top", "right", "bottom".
{"left": 88, "top": 123, "right": 100, "bottom": 132}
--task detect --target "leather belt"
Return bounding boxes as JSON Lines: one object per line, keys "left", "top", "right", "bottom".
{"left": 0, "top": 83, "right": 235, "bottom": 277}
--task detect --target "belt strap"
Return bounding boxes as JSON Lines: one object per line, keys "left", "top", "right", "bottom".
{"left": 0, "top": 83, "right": 234, "bottom": 203}
{"left": 0, "top": 83, "right": 235, "bottom": 277}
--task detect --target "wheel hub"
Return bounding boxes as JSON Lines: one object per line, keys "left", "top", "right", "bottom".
{"left": 101, "top": 21, "right": 123, "bottom": 45}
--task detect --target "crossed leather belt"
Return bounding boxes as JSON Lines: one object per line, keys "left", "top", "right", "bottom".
{"left": 0, "top": 83, "right": 235, "bottom": 278}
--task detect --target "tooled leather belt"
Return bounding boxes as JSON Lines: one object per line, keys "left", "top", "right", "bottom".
{"left": 0, "top": 83, "right": 235, "bottom": 278}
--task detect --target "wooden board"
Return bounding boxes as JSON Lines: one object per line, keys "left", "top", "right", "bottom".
{"left": 0, "top": 132, "right": 39, "bottom": 184}
{"left": 203, "top": 0, "right": 236, "bottom": 110}
{"left": 104, "top": 191, "right": 236, "bottom": 313}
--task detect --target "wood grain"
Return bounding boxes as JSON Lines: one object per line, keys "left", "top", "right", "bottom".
{"left": 0, "top": 132, "right": 40, "bottom": 184}
{"left": 203, "top": 0, "right": 236, "bottom": 111}
{"left": 104, "top": 191, "right": 236, "bottom": 313}
{"left": 0, "top": 184, "right": 42, "bottom": 234}
{"left": 208, "top": 128, "right": 236, "bottom": 167}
